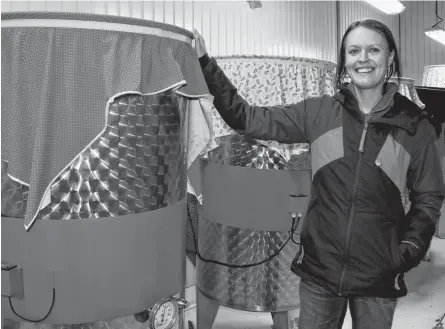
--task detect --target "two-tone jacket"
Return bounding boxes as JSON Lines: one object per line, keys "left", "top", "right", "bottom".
{"left": 199, "top": 54, "right": 445, "bottom": 298}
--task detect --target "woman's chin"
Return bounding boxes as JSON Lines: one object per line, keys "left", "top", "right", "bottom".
{"left": 350, "top": 78, "right": 385, "bottom": 91}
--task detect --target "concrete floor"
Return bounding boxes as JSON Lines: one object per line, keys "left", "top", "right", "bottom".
{"left": 184, "top": 237, "right": 445, "bottom": 329}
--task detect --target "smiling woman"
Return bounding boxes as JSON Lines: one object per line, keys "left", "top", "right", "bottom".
{"left": 193, "top": 17, "right": 445, "bottom": 329}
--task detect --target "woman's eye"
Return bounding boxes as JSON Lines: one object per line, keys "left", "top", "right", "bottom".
{"left": 349, "top": 49, "right": 359, "bottom": 54}
{"left": 369, "top": 48, "right": 380, "bottom": 53}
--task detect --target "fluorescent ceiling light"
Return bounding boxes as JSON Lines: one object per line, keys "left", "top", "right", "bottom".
{"left": 363, "top": 0, "right": 406, "bottom": 15}
{"left": 247, "top": 1, "right": 262, "bottom": 10}
{"left": 425, "top": 27, "right": 445, "bottom": 46}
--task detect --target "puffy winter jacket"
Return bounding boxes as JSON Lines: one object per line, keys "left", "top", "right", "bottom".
{"left": 199, "top": 54, "right": 445, "bottom": 298}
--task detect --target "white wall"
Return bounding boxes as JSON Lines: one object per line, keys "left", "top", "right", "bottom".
{"left": 0, "top": 1, "right": 338, "bottom": 61}
{"left": 339, "top": 0, "right": 400, "bottom": 53}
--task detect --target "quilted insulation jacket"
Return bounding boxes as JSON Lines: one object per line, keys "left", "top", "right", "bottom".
{"left": 199, "top": 54, "right": 445, "bottom": 298}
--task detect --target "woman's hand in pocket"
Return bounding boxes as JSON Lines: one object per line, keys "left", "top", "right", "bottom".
{"left": 398, "top": 242, "right": 423, "bottom": 272}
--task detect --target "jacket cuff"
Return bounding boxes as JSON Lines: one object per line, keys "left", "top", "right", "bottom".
{"left": 399, "top": 241, "right": 423, "bottom": 272}
{"left": 199, "top": 53, "right": 211, "bottom": 68}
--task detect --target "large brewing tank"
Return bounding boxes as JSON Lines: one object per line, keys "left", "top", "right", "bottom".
{"left": 190, "top": 56, "right": 337, "bottom": 328}
{"left": 1, "top": 11, "right": 210, "bottom": 329}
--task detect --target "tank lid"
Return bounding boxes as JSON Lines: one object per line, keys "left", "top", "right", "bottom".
{"left": 1, "top": 11, "right": 193, "bottom": 39}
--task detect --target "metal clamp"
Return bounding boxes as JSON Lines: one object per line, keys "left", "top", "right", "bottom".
{"left": 171, "top": 297, "right": 189, "bottom": 309}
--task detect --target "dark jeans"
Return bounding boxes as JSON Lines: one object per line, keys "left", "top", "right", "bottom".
{"left": 298, "top": 279, "right": 397, "bottom": 329}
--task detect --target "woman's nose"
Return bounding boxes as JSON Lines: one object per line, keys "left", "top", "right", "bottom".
{"left": 358, "top": 50, "right": 369, "bottom": 63}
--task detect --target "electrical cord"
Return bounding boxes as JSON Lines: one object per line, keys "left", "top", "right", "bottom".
{"left": 432, "top": 0, "right": 443, "bottom": 28}
{"left": 186, "top": 205, "right": 302, "bottom": 268}
{"left": 8, "top": 288, "right": 56, "bottom": 323}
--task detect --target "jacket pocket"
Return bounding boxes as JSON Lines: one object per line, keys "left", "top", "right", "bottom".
{"left": 390, "top": 228, "right": 403, "bottom": 271}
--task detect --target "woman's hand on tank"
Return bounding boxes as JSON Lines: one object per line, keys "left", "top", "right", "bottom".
{"left": 192, "top": 29, "right": 208, "bottom": 59}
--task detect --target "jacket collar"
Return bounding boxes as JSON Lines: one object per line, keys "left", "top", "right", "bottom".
{"left": 334, "top": 82, "right": 423, "bottom": 134}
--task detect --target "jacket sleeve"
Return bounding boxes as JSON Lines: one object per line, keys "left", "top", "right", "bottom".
{"left": 199, "top": 54, "right": 323, "bottom": 144}
{"left": 400, "top": 121, "right": 445, "bottom": 271}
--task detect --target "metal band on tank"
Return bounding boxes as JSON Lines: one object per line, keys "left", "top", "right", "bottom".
{"left": 1, "top": 19, "right": 192, "bottom": 44}
{"left": 200, "top": 158, "right": 311, "bottom": 232}
{"left": 1, "top": 201, "right": 186, "bottom": 324}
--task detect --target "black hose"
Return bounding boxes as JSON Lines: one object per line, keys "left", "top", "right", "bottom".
{"left": 186, "top": 205, "right": 301, "bottom": 269}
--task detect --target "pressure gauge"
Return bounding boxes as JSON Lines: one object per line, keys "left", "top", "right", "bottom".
{"left": 149, "top": 298, "right": 179, "bottom": 329}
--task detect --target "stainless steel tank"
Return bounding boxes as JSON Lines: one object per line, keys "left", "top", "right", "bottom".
{"left": 1, "top": 11, "right": 210, "bottom": 329}
{"left": 191, "top": 56, "right": 338, "bottom": 328}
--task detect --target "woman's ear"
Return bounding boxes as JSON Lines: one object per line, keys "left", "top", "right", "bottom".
{"left": 388, "top": 50, "right": 395, "bottom": 66}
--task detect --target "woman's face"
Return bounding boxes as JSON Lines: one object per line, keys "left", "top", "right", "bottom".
{"left": 344, "top": 26, "right": 394, "bottom": 90}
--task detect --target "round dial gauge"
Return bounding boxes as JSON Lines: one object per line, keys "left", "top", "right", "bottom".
{"left": 150, "top": 299, "right": 179, "bottom": 329}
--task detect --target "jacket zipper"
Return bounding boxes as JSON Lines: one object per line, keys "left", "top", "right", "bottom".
{"left": 338, "top": 122, "right": 369, "bottom": 296}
